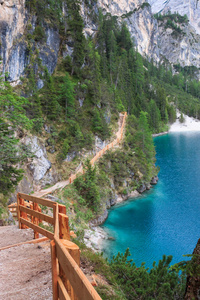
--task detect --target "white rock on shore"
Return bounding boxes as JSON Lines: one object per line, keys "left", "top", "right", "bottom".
{"left": 169, "top": 111, "right": 200, "bottom": 132}
{"left": 84, "top": 227, "right": 108, "bottom": 252}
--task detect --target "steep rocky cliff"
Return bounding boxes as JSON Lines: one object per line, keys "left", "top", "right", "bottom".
{"left": 148, "top": 0, "right": 200, "bottom": 35}
{"left": 1, "top": 0, "right": 200, "bottom": 84}
{"left": 148, "top": 0, "right": 200, "bottom": 67}
{"left": 0, "top": 0, "right": 60, "bottom": 85}
{"left": 97, "top": 0, "right": 200, "bottom": 68}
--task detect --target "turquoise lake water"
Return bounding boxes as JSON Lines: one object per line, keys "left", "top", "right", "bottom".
{"left": 102, "top": 132, "right": 200, "bottom": 268}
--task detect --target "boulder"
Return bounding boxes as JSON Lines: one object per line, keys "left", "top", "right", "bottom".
{"left": 24, "top": 136, "right": 51, "bottom": 182}
{"left": 137, "top": 183, "right": 146, "bottom": 194}
{"left": 150, "top": 176, "right": 159, "bottom": 185}
{"left": 146, "top": 183, "right": 151, "bottom": 190}
{"left": 90, "top": 209, "right": 108, "bottom": 226}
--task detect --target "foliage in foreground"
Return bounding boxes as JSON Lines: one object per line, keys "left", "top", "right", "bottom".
{"left": 110, "top": 249, "right": 186, "bottom": 300}
{"left": 78, "top": 241, "right": 187, "bottom": 300}
{"left": 0, "top": 82, "right": 32, "bottom": 196}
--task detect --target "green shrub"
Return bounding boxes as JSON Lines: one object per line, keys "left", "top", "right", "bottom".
{"left": 33, "top": 26, "right": 46, "bottom": 42}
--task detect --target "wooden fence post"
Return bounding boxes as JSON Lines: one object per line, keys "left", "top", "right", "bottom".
{"left": 17, "top": 194, "right": 21, "bottom": 229}
{"left": 19, "top": 197, "right": 28, "bottom": 229}
{"left": 58, "top": 204, "right": 66, "bottom": 215}
{"left": 33, "top": 202, "right": 39, "bottom": 239}
{"left": 59, "top": 213, "right": 70, "bottom": 240}
{"left": 59, "top": 240, "right": 80, "bottom": 300}
{"left": 30, "top": 203, "right": 33, "bottom": 223}
{"left": 51, "top": 240, "right": 58, "bottom": 300}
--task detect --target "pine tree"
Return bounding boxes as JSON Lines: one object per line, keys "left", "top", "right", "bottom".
{"left": 0, "top": 81, "right": 32, "bottom": 195}
{"left": 74, "top": 160, "right": 100, "bottom": 212}
{"left": 57, "top": 73, "right": 75, "bottom": 120}
{"left": 148, "top": 99, "right": 161, "bottom": 132}
{"left": 67, "top": 0, "right": 85, "bottom": 75}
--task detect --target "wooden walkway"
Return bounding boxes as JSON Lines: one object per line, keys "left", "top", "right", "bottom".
{"left": 0, "top": 226, "right": 52, "bottom": 300}
{"left": 32, "top": 112, "right": 127, "bottom": 198}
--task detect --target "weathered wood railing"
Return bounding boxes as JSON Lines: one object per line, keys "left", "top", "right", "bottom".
{"left": 15, "top": 193, "right": 102, "bottom": 300}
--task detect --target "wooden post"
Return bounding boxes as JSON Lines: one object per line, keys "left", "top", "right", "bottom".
{"left": 59, "top": 213, "right": 70, "bottom": 240}
{"left": 33, "top": 202, "right": 39, "bottom": 239}
{"left": 58, "top": 204, "right": 66, "bottom": 215}
{"left": 59, "top": 240, "right": 80, "bottom": 300}
{"left": 30, "top": 203, "right": 33, "bottom": 223}
{"left": 38, "top": 205, "right": 42, "bottom": 223}
{"left": 51, "top": 240, "right": 58, "bottom": 300}
{"left": 19, "top": 197, "right": 28, "bottom": 229}
{"left": 17, "top": 194, "right": 21, "bottom": 228}
{"left": 69, "top": 177, "right": 72, "bottom": 184}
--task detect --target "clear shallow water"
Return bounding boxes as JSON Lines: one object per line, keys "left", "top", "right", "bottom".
{"left": 102, "top": 132, "right": 200, "bottom": 268}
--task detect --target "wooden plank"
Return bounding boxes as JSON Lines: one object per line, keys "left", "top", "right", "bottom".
{"left": 8, "top": 204, "right": 17, "bottom": 208}
{"left": 58, "top": 276, "right": 71, "bottom": 300}
{"left": 54, "top": 236, "right": 102, "bottom": 300}
{"left": 19, "top": 205, "right": 54, "bottom": 225}
{"left": 51, "top": 241, "right": 58, "bottom": 300}
{"left": 20, "top": 217, "right": 54, "bottom": 240}
{"left": 60, "top": 240, "right": 80, "bottom": 299}
{"left": 0, "top": 237, "right": 48, "bottom": 251}
{"left": 18, "top": 193, "right": 55, "bottom": 208}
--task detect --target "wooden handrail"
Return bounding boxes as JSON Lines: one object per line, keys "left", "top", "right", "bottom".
{"left": 16, "top": 194, "right": 102, "bottom": 300}
{"left": 18, "top": 192, "right": 56, "bottom": 208}
{"left": 54, "top": 236, "right": 102, "bottom": 300}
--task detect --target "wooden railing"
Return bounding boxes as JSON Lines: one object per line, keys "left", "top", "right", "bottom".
{"left": 16, "top": 193, "right": 102, "bottom": 300}
{"left": 8, "top": 203, "right": 18, "bottom": 219}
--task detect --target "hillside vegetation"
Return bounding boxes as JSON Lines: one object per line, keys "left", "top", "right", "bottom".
{"left": 1, "top": 2, "right": 200, "bottom": 298}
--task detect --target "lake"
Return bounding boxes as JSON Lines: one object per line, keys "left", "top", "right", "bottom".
{"left": 101, "top": 132, "right": 200, "bottom": 268}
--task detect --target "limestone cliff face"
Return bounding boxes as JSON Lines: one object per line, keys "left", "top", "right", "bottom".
{"left": 97, "top": 0, "right": 142, "bottom": 16}
{"left": 147, "top": 0, "right": 200, "bottom": 67}
{"left": 148, "top": 0, "right": 200, "bottom": 35}
{"left": 157, "top": 21, "right": 200, "bottom": 68}
{"left": 1, "top": 0, "right": 200, "bottom": 84}
{"left": 124, "top": 5, "right": 160, "bottom": 62}
{"left": 97, "top": 1, "right": 160, "bottom": 61}
{"left": 97, "top": 0, "right": 200, "bottom": 68}
{"left": 0, "top": 0, "right": 60, "bottom": 85}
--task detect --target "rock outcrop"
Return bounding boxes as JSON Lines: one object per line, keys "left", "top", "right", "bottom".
{"left": 97, "top": 0, "right": 200, "bottom": 68}
{"left": 148, "top": 0, "right": 200, "bottom": 35}
{"left": 0, "top": 0, "right": 60, "bottom": 85}
{"left": 1, "top": 0, "right": 200, "bottom": 84}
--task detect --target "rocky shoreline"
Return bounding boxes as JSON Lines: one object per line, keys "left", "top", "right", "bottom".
{"left": 84, "top": 176, "right": 159, "bottom": 252}
{"left": 152, "top": 131, "right": 168, "bottom": 137}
